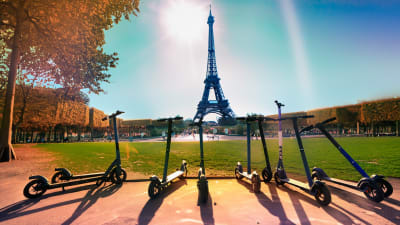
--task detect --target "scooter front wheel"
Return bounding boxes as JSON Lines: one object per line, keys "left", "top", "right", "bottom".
{"left": 363, "top": 183, "right": 384, "bottom": 202}
{"left": 110, "top": 168, "right": 127, "bottom": 184}
{"left": 376, "top": 179, "right": 393, "bottom": 198}
{"left": 23, "top": 179, "right": 48, "bottom": 199}
{"left": 148, "top": 180, "right": 161, "bottom": 199}
{"left": 314, "top": 184, "right": 331, "bottom": 206}
{"left": 262, "top": 167, "right": 272, "bottom": 183}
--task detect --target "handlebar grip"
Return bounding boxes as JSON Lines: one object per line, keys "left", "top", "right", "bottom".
{"left": 173, "top": 116, "right": 183, "bottom": 121}
{"left": 298, "top": 115, "right": 314, "bottom": 119}
{"left": 157, "top": 116, "right": 184, "bottom": 122}
{"left": 300, "top": 125, "right": 314, "bottom": 133}
{"left": 102, "top": 110, "right": 125, "bottom": 121}
{"left": 236, "top": 117, "right": 246, "bottom": 121}
{"left": 274, "top": 100, "right": 285, "bottom": 107}
{"left": 114, "top": 110, "right": 124, "bottom": 116}
{"left": 319, "top": 117, "right": 336, "bottom": 125}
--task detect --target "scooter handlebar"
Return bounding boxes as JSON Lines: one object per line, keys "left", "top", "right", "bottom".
{"left": 274, "top": 100, "right": 285, "bottom": 107}
{"left": 237, "top": 115, "right": 270, "bottom": 122}
{"left": 317, "top": 117, "right": 336, "bottom": 126}
{"left": 157, "top": 116, "right": 183, "bottom": 122}
{"left": 300, "top": 125, "right": 314, "bottom": 133}
{"left": 235, "top": 117, "right": 247, "bottom": 121}
{"left": 279, "top": 115, "right": 314, "bottom": 121}
{"left": 300, "top": 117, "right": 336, "bottom": 133}
{"left": 102, "top": 110, "right": 125, "bottom": 121}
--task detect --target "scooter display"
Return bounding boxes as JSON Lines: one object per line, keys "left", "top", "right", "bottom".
{"left": 273, "top": 101, "right": 331, "bottom": 206}
{"left": 303, "top": 117, "right": 393, "bottom": 202}
{"left": 148, "top": 116, "right": 188, "bottom": 199}
{"left": 23, "top": 110, "right": 127, "bottom": 199}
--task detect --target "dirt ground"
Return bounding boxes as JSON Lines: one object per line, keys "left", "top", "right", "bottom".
{"left": 0, "top": 145, "right": 399, "bottom": 225}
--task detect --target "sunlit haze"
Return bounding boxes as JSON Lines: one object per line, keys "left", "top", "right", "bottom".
{"left": 88, "top": 0, "right": 400, "bottom": 120}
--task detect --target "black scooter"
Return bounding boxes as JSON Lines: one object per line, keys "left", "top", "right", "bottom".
{"left": 303, "top": 117, "right": 393, "bottom": 202}
{"left": 273, "top": 101, "right": 331, "bottom": 206}
{"left": 235, "top": 116, "right": 261, "bottom": 192}
{"left": 23, "top": 110, "right": 127, "bottom": 199}
{"left": 148, "top": 116, "right": 188, "bottom": 199}
{"left": 257, "top": 115, "right": 274, "bottom": 183}
{"left": 192, "top": 121, "right": 209, "bottom": 203}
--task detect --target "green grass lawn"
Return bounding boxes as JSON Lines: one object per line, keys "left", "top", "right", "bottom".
{"left": 35, "top": 137, "right": 400, "bottom": 181}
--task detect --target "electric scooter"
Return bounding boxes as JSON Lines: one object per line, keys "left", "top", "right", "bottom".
{"left": 273, "top": 101, "right": 331, "bottom": 206}
{"left": 23, "top": 110, "right": 127, "bottom": 199}
{"left": 191, "top": 121, "right": 209, "bottom": 203}
{"left": 234, "top": 116, "right": 261, "bottom": 193}
{"left": 257, "top": 116, "right": 274, "bottom": 183}
{"left": 303, "top": 117, "right": 393, "bottom": 202}
{"left": 148, "top": 116, "right": 188, "bottom": 199}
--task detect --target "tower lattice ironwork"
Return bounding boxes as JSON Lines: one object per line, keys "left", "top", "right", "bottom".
{"left": 193, "top": 9, "right": 235, "bottom": 122}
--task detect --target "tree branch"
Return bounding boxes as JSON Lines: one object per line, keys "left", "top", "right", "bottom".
{"left": 0, "top": 2, "right": 16, "bottom": 11}
{"left": 0, "top": 21, "right": 15, "bottom": 28}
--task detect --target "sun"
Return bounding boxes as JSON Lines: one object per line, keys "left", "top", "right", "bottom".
{"left": 161, "top": 0, "right": 208, "bottom": 43}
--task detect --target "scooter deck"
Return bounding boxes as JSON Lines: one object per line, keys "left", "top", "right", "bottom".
{"left": 50, "top": 176, "right": 101, "bottom": 188}
{"left": 240, "top": 172, "right": 253, "bottom": 180}
{"left": 282, "top": 178, "right": 309, "bottom": 191}
{"left": 69, "top": 172, "right": 105, "bottom": 179}
{"left": 166, "top": 170, "right": 184, "bottom": 182}
{"left": 322, "top": 177, "right": 359, "bottom": 190}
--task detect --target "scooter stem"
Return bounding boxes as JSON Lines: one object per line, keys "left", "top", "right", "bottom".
{"left": 293, "top": 118, "right": 313, "bottom": 187}
{"left": 162, "top": 119, "right": 173, "bottom": 182}
{"left": 258, "top": 119, "right": 271, "bottom": 169}
{"left": 112, "top": 116, "right": 121, "bottom": 163}
{"left": 199, "top": 123, "right": 205, "bottom": 175}
{"left": 246, "top": 121, "right": 251, "bottom": 174}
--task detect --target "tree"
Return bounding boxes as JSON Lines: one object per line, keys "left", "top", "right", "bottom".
{"left": 0, "top": 0, "right": 140, "bottom": 161}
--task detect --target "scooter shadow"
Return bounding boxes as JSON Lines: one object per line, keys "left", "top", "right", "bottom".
{"left": 138, "top": 179, "right": 187, "bottom": 225}
{"left": 61, "top": 183, "right": 121, "bottom": 225}
{"left": 277, "top": 183, "right": 373, "bottom": 225}
{"left": 200, "top": 193, "right": 215, "bottom": 225}
{"left": 327, "top": 185, "right": 400, "bottom": 224}
{"left": 0, "top": 183, "right": 121, "bottom": 224}
{"left": 237, "top": 179, "right": 296, "bottom": 225}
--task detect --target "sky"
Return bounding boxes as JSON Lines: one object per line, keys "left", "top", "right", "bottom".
{"left": 88, "top": 0, "right": 400, "bottom": 120}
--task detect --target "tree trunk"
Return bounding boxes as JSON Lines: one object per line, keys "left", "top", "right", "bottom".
{"left": 77, "top": 127, "right": 81, "bottom": 142}
{"left": 0, "top": 5, "right": 23, "bottom": 162}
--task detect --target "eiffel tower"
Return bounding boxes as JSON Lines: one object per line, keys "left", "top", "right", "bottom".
{"left": 193, "top": 8, "right": 235, "bottom": 123}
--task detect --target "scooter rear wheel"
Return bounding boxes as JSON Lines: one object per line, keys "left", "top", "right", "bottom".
{"left": 51, "top": 171, "right": 69, "bottom": 183}
{"left": 251, "top": 175, "right": 261, "bottom": 193}
{"left": 314, "top": 184, "right": 331, "bottom": 206}
{"left": 148, "top": 180, "right": 161, "bottom": 199}
{"left": 274, "top": 172, "right": 284, "bottom": 186}
{"left": 198, "top": 175, "right": 208, "bottom": 203}
{"left": 23, "top": 179, "right": 47, "bottom": 199}
{"left": 262, "top": 167, "right": 272, "bottom": 183}
{"left": 376, "top": 179, "right": 393, "bottom": 198}
{"left": 363, "top": 183, "right": 384, "bottom": 202}
{"left": 110, "top": 168, "right": 127, "bottom": 184}
{"left": 235, "top": 168, "right": 243, "bottom": 180}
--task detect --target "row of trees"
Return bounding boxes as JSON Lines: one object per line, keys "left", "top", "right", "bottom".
{"left": 0, "top": 0, "right": 140, "bottom": 161}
